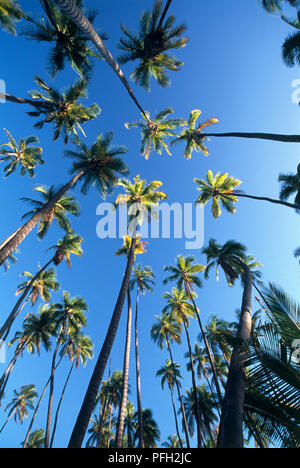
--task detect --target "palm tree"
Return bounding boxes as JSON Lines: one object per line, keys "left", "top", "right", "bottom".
{"left": 23, "top": 0, "right": 105, "bottom": 78}
{"left": 0, "top": 132, "right": 128, "bottom": 267}
{"left": 118, "top": 0, "right": 188, "bottom": 90}
{"left": 162, "top": 433, "right": 183, "bottom": 448}
{"left": 124, "top": 401, "right": 135, "bottom": 448}
{"left": 51, "top": 0, "right": 149, "bottom": 119}
{"left": 151, "top": 312, "right": 190, "bottom": 448}
{"left": 0, "top": 0, "right": 23, "bottom": 34}
{"left": 44, "top": 291, "right": 88, "bottom": 448}
{"left": 0, "top": 129, "right": 44, "bottom": 178}
{"left": 279, "top": 163, "right": 300, "bottom": 212}
{"left": 162, "top": 288, "right": 203, "bottom": 448}
{"left": 163, "top": 255, "right": 223, "bottom": 405}
{"left": 156, "top": 360, "right": 184, "bottom": 448}
{"left": 21, "top": 185, "right": 80, "bottom": 240}
{"left": 171, "top": 109, "right": 219, "bottom": 159}
{"left": 49, "top": 333, "right": 93, "bottom": 448}
{"left": 0, "top": 384, "right": 37, "bottom": 433}
{"left": 0, "top": 232, "right": 82, "bottom": 342}
{"left": 68, "top": 175, "right": 166, "bottom": 448}
{"left": 115, "top": 239, "right": 147, "bottom": 449}
{"left": 133, "top": 408, "right": 161, "bottom": 448}
{"left": 125, "top": 107, "right": 186, "bottom": 160}
{"left": 129, "top": 264, "right": 155, "bottom": 448}
{"left": 2, "top": 250, "right": 18, "bottom": 273}
{"left": 282, "top": 18, "right": 300, "bottom": 67}
{"left": 294, "top": 246, "right": 300, "bottom": 264}
{"left": 202, "top": 239, "right": 256, "bottom": 448}
{"left": 22, "top": 429, "right": 45, "bottom": 448}
{"left": 194, "top": 171, "right": 300, "bottom": 220}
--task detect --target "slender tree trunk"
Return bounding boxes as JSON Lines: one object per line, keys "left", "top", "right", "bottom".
{"left": 180, "top": 311, "right": 202, "bottom": 448}
{"left": 0, "top": 171, "right": 85, "bottom": 266}
{"left": 134, "top": 287, "right": 144, "bottom": 448}
{"left": 107, "top": 405, "right": 113, "bottom": 448}
{"left": 199, "top": 131, "right": 300, "bottom": 143}
{"left": 115, "top": 289, "right": 133, "bottom": 448}
{"left": 44, "top": 340, "right": 61, "bottom": 448}
{"left": 217, "top": 263, "right": 252, "bottom": 448}
{"left": 169, "top": 383, "right": 183, "bottom": 449}
{"left": 166, "top": 338, "right": 190, "bottom": 448}
{"left": 0, "top": 92, "right": 47, "bottom": 107}
{"left": 233, "top": 192, "right": 300, "bottom": 211}
{"left": 157, "top": 0, "right": 173, "bottom": 30}
{"left": 68, "top": 223, "right": 138, "bottom": 448}
{"left": 50, "top": 361, "right": 75, "bottom": 448}
{"left": 188, "top": 289, "right": 223, "bottom": 407}
{"left": 52, "top": 0, "right": 149, "bottom": 121}
{"left": 0, "top": 337, "right": 31, "bottom": 399}
{"left": 0, "top": 258, "right": 54, "bottom": 341}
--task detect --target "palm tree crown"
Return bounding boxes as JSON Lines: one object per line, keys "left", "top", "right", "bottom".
{"left": 0, "top": 0, "right": 23, "bottom": 34}
{"left": 118, "top": 0, "right": 188, "bottom": 90}
{"left": 0, "top": 129, "right": 44, "bottom": 178}
{"left": 279, "top": 163, "right": 300, "bottom": 212}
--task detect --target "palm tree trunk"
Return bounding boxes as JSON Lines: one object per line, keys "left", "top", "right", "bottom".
{"left": 50, "top": 361, "right": 75, "bottom": 448}
{"left": 0, "top": 258, "right": 54, "bottom": 341}
{"left": 157, "top": 0, "right": 173, "bottom": 30}
{"left": 134, "top": 287, "right": 144, "bottom": 449}
{"left": 180, "top": 311, "right": 202, "bottom": 448}
{"left": 0, "top": 171, "right": 85, "bottom": 267}
{"left": 115, "top": 289, "right": 133, "bottom": 448}
{"left": 0, "top": 337, "right": 30, "bottom": 399}
{"left": 188, "top": 289, "right": 223, "bottom": 407}
{"left": 67, "top": 222, "right": 138, "bottom": 448}
{"left": 52, "top": 0, "right": 149, "bottom": 122}
{"left": 200, "top": 131, "right": 300, "bottom": 143}
{"left": 169, "top": 383, "right": 183, "bottom": 449}
{"left": 166, "top": 338, "right": 190, "bottom": 448}
{"left": 44, "top": 340, "right": 61, "bottom": 448}
{"left": 217, "top": 263, "right": 252, "bottom": 448}
{"left": 233, "top": 192, "right": 300, "bottom": 210}
{"left": 0, "top": 92, "right": 47, "bottom": 107}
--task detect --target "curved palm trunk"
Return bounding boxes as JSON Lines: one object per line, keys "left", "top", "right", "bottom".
{"left": 0, "top": 258, "right": 54, "bottom": 341}
{"left": 188, "top": 290, "right": 223, "bottom": 407}
{"left": 180, "top": 311, "right": 202, "bottom": 448}
{"left": 0, "top": 171, "right": 85, "bottom": 267}
{"left": 0, "top": 92, "right": 47, "bottom": 107}
{"left": 67, "top": 224, "right": 138, "bottom": 448}
{"left": 52, "top": 0, "right": 149, "bottom": 122}
{"left": 168, "top": 383, "right": 183, "bottom": 449}
{"left": 135, "top": 287, "right": 144, "bottom": 449}
{"left": 50, "top": 361, "right": 75, "bottom": 448}
{"left": 217, "top": 263, "right": 252, "bottom": 449}
{"left": 157, "top": 0, "right": 173, "bottom": 30}
{"left": 200, "top": 132, "right": 300, "bottom": 143}
{"left": 115, "top": 289, "right": 133, "bottom": 448}
{"left": 44, "top": 340, "right": 61, "bottom": 448}
{"left": 166, "top": 338, "right": 190, "bottom": 448}
{"left": 233, "top": 192, "right": 300, "bottom": 211}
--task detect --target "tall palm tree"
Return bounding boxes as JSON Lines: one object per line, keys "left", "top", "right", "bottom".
{"left": 202, "top": 239, "right": 256, "bottom": 448}
{"left": 156, "top": 360, "right": 184, "bottom": 448}
{"left": 125, "top": 107, "right": 186, "bottom": 160}
{"left": 23, "top": 0, "right": 105, "bottom": 78}
{"left": 151, "top": 311, "right": 190, "bottom": 448}
{"left": 68, "top": 175, "right": 166, "bottom": 448}
{"left": 0, "top": 232, "right": 82, "bottom": 342}
{"left": 115, "top": 238, "right": 147, "bottom": 449}
{"left": 0, "top": 384, "right": 37, "bottom": 433}
{"left": 52, "top": 0, "right": 149, "bottom": 120}
{"left": 171, "top": 109, "right": 219, "bottom": 159}
{"left": 0, "top": 129, "right": 44, "bottom": 178}
{"left": 0, "top": 0, "right": 23, "bottom": 34}
{"left": 0, "top": 132, "right": 128, "bottom": 267}
{"left": 279, "top": 163, "right": 300, "bottom": 213}
{"left": 124, "top": 401, "right": 135, "bottom": 448}
{"left": 44, "top": 292, "right": 87, "bottom": 448}
{"left": 162, "top": 288, "right": 203, "bottom": 448}
{"left": 49, "top": 333, "right": 93, "bottom": 448}
{"left": 163, "top": 255, "right": 223, "bottom": 405}
{"left": 118, "top": 0, "right": 188, "bottom": 90}
{"left": 129, "top": 264, "right": 155, "bottom": 448}
{"left": 194, "top": 171, "right": 300, "bottom": 220}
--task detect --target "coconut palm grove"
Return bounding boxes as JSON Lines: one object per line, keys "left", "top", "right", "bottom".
{"left": 0, "top": 0, "right": 299, "bottom": 450}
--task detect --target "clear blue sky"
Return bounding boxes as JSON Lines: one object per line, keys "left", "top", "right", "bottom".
{"left": 0, "top": 0, "right": 299, "bottom": 448}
